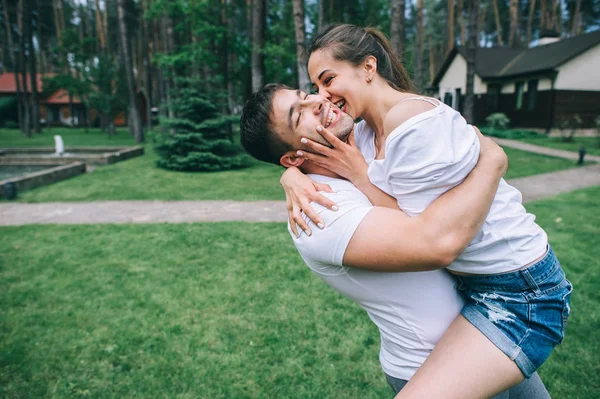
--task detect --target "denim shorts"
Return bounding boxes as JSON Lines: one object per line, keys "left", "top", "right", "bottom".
{"left": 454, "top": 247, "right": 573, "bottom": 378}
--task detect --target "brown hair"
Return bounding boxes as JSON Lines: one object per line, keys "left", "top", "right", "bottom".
{"left": 240, "top": 83, "right": 293, "bottom": 166}
{"left": 309, "top": 24, "right": 414, "bottom": 93}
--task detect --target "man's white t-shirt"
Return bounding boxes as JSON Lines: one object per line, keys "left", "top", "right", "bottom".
{"left": 354, "top": 100, "right": 548, "bottom": 274}
{"left": 290, "top": 174, "right": 464, "bottom": 381}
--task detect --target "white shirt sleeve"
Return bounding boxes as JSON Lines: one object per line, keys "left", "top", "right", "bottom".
{"left": 289, "top": 181, "right": 374, "bottom": 276}
{"left": 380, "top": 106, "right": 480, "bottom": 216}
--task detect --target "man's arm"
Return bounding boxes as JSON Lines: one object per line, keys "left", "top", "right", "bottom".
{"left": 342, "top": 132, "right": 507, "bottom": 272}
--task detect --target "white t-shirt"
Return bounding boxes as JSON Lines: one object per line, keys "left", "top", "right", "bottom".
{"left": 354, "top": 100, "right": 548, "bottom": 274}
{"left": 289, "top": 174, "right": 465, "bottom": 381}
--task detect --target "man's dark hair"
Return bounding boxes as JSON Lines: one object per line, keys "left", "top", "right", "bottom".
{"left": 240, "top": 83, "right": 293, "bottom": 166}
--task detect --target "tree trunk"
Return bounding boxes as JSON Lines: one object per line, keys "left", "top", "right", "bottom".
{"left": 492, "top": 0, "right": 503, "bottom": 45}
{"left": 457, "top": 0, "right": 466, "bottom": 45}
{"left": 243, "top": 0, "right": 253, "bottom": 101}
{"left": 390, "top": 0, "right": 405, "bottom": 59}
{"left": 95, "top": 0, "right": 107, "bottom": 51}
{"left": 571, "top": 0, "right": 581, "bottom": 35}
{"left": 526, "top": 0, "right": 536, "bottom": 45}
{"left": 447, "top": 0, "right": 454, "bottom": 53}
{"left": 26, "top": 0, "right": 40, "bottom": 133}
{"left": 141, "top": 0, "right": 153, "bottom": 130}
{"left": 540, "top": 0, "right": 547, "bottom": 30}
{"left": 292, "top": 0, "right": 310, "bottom": 92}
{"left": 509, "top": 0, "right": 519, "bottom": 47}
{"left": 251, "top": 0, "right": 266, "bottom": 92}
{"left": 117, "top": 0, "right": 144, "bottom": 143}
{"left": 2, "top": 0, "right": 25, "bottom": 132}
{"left": 318, "top": 0, "right": 327, "bottom": 32}
{"left": 221, "top": 0, "right": 233, "bottom": 141}
{"left": 18, "top": 0, "right": 31, "bottom": 137}
{"left": 413, "top": 0, "right": 424, "bottom": 92}
{"left": 464, "top": 0, "right": 480, "bottom": 124}
{"left": 428, "top": 36, "right": 436, "bottom": 82}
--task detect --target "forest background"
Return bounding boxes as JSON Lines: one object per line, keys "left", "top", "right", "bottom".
{"left": 1, "top": 0, "right": 599, "bottom": 147}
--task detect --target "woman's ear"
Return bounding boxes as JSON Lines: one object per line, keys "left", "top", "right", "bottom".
{"left": 280, "top": 151, "right": 306, "bottom": 168}
{"left": 363, "top": 55, "right": 377, "bottom": 80}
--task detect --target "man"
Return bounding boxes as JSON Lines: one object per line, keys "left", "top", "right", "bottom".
{"left": 239, "top": 83, "right": 550, "bottom": 398}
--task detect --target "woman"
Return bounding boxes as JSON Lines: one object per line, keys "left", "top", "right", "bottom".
{"left": 281, "top": 24, "right": 571, "bottom": 398}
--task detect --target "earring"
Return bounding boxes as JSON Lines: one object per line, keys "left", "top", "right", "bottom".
{"left": 367, "top": 76, "right": 372, "bottom": 83}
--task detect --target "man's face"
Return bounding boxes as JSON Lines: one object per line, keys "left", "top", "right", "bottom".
{"left": 270, "top": 89, "right": 355, "bottom": 149}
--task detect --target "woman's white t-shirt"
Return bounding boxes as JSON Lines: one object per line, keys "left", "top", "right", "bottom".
{"left": 353, "top": 100, "right": 548, "bottom": 274}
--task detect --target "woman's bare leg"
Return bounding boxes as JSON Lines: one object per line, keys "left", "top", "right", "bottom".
{"left": 395, "top": 315, "right": 525, "bottom": 399}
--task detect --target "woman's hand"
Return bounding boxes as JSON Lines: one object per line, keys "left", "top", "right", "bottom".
{"left": 296, "top": 125, "right": 369, "bottom": 184}
{"left": 280, "top": 166, "right": 339, "bottom": 238}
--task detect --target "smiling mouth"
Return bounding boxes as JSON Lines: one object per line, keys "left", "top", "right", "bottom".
{"left": 323, "top": 104, "right": 339, "bottom": 128}
{"left": 335, "top": 99, "right": 346, "bottom": 113}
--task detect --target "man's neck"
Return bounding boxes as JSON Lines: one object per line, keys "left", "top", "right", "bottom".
{"left": 299, "top": 163, "right": 344, "bottom": 180}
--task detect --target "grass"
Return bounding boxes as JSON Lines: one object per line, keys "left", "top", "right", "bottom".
{"left": 1, "top": 186, "right": 599, "bottom": 398}
{"left": 517, "top": 136, "right": 600, "bottom": 157}
{"left": 0, "top": 128, "right": 586, "bottom": 202}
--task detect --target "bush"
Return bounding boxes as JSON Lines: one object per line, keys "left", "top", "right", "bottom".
{"left": 0, "top": 97, "right": 18, "bottom": 126}
{"left": 3, "top": 120, "right": 19, "bottom": 129}
{"left": 485, "top": 113, "right": 510, "bottom": 130}
{"left": 154, "top": 85, "right": 250, "bottom": 172}
{"left": 559, "top": 114, "right": 582, "bottom": 143}
{"left": 155, "top": 132, "right": 249, "bottom": 172}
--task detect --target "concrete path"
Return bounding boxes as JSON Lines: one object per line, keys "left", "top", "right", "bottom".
{"left": 2, "top": 164, "right": 599, "bottom": 226}
{"left": 492, "top": 137, "right": 600, "bottom": 163}
{"left": 3, "top": 140, "right": 600, "bottom": 226}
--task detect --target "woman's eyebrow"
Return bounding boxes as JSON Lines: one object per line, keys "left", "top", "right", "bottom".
{"left": 318, "top": 69, "right": 332, "bottom": 80}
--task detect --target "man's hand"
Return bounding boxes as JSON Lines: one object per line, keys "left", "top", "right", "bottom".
{"left": 474, "top": 127, "right": 508, "bottom": 177}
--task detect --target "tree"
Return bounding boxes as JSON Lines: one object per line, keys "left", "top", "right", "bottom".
{"left": 292, "top": 0, "right": 310, "bottom": 92}
{"left": 526, "top": 0, "right": 536, "bottom": 45}
{"left": 26, "top": 0, "right": 40, "bottom": 133}
{"left": 2, "top": 0, "right": 25, "bottom": 133}
{"left": 492, "top": 0, "right": 503, "bottom": 45}
{"left": 251, "top": 0, "right": 265, "bottom": 92}
{"left": 508, "top": 0, "right": 519, "bottom": 47}
{"left": 117, "top": 0, "right": 144, "bottom": 143}
{"left": 17, "top": 0, "right": 31, "bottom": 137}
{"left": 318, "top": 0, "right": 327, "bottom": 32}
{"left": 447, "top": 0, "right": 454, "bottom": 53}
{"left": 413, "top": 0, "right": 424, "bottom": 91}
{"left": 390, "top": 0, "right": 405, "bottom": 58}
{"left": 464, "top": 0, "right": 480, "bottom": 124}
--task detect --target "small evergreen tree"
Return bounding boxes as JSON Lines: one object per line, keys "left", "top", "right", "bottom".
{"left": 154, "top": 85, "right": 249, "bottom": 172}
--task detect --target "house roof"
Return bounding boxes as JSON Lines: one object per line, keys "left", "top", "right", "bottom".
{"left": 0, "top": 72, "right": 81, "bottom": 104}
{"left": 432, "top": 29, "right": 600, "bottom": 86}
{"left": 0, "top": 73, "right": 49, "bottom": 93}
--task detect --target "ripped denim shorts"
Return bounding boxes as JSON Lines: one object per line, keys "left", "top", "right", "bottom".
{"left": 454, "top": 247, "right": 573, "bottom": 378}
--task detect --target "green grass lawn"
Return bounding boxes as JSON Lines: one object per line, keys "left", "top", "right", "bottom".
{"left": 0, "top": 128, "right": 586, "bottom": 202}
{"left": 1, "top": 186, "right": 598, "bottom": 398}
{"left": 517, "top": 136, "right": 600, "bottom": 157}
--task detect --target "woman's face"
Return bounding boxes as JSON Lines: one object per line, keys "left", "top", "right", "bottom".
{"left": 308, "top": 49, "right": 366, "bottom": 120}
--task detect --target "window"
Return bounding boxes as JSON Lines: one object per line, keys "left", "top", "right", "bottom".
{"left": 443, "top": 92, "right": 453, "bottom": 106}
{"left": 487, "top": 84, "right": 500, "bottom": 111}
{"left": 455, "top": 88, "right": 462, "bottom": 111}
{"left": 527, "top": 79, "right": 538, "bottom": 110}
{"left": 515, "top": 82, "right": 524, "bottom": 110}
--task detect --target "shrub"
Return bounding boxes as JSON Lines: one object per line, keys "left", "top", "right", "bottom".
{"left": 3, "top": 120, "right": 19, "bottom": 129}
{"left": 0, "top": 97, "right": 18, "bottom": 126}
{"left": 154, "top": 85, "right": 250, "bottom": 172}
{"left": 485, "top": 113, "right": 510, "bottom": 130}
{"left": 479, "top": 127, "right": 539, "bottom": 139}
{"left": 559, "top": 114, "right": 582, "bottom": 143}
